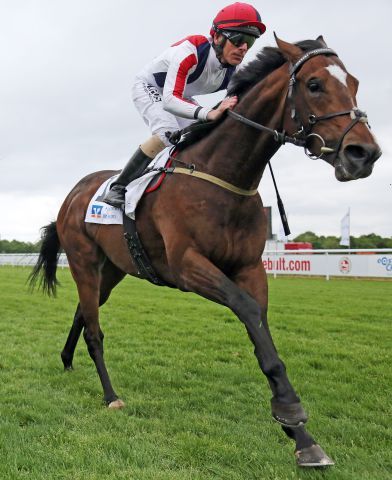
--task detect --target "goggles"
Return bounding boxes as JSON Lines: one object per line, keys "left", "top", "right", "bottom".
{"left": 220, "top": 30, "right": 257, "bottom": 49}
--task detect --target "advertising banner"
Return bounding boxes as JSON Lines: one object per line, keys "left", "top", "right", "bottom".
{"left": 261, "top": 253, "right": 392, "bottom": 278}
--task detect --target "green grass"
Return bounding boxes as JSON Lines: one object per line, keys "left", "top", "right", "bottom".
{"left": 0, "top": 266, "right": 391, "bottom": 479}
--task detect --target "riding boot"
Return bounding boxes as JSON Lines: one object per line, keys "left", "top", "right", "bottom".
{"left": 103, "top": 135, "right": 166, "bottom": 208}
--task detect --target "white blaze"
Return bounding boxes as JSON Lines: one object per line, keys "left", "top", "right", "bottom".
{"left": 326, "top": 64, "right": 348, "bottom": 87}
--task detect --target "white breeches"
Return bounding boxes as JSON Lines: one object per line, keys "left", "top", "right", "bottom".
{"left": 132, "top": 80, "right": 195, "bottom": 147}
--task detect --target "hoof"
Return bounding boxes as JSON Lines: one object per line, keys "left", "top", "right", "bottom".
{"left": 108, "top": 399, "right": 125, "bottom": 409}
{"left": 271, "top": 398, "right": 308, "bottom": 426}
{"left": 63, "top": 365, "right": 73, "bottom": 371}
{"left": 295, "top": 444, "right": 335, "bottom": 467}
{"left": 61, "top": 352, "right": 74, "bottom": 370}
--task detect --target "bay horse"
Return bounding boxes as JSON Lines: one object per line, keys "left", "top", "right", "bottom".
{"left": 30, "top": 35, "right": 381, "bottom": 467}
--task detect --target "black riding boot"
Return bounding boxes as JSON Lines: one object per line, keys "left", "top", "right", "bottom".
{"left": 103, "top": 147, "right": 151, "bottom": 208}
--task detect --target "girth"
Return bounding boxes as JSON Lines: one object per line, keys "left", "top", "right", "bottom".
{"left": 122, "top": 213, "right": 169, "bottom": 287}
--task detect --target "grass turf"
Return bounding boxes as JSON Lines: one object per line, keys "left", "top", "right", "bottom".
{"left": 0, "top": 266, "right": 391, "bottom": 479}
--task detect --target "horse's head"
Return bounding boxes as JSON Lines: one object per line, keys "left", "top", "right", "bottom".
{"left": 275, "top": 35, "right": 381, "bottom": 181}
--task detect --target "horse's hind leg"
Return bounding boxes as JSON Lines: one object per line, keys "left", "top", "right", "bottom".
{"left": 60, "top": 259, "right": 126, "bottom": 371}
{"left": 61, "top": 303, "right": 84, "bottom": 370}
{"left": 67, "top": 249, "right": 123, "bottom": 407}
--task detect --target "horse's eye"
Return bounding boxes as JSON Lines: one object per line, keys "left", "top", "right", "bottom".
{"left": 307, "top": 79, "right": 322, "bottom": 93}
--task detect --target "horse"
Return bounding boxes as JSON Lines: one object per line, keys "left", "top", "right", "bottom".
{"left": 30, "top": 35, "right": 381, "bottom": 467}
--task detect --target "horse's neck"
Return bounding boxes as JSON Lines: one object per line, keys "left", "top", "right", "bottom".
{"left": 192, "top": 69, "right": 288, "bottom": 191}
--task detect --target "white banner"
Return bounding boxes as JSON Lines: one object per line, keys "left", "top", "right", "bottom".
{"left": 262, "top": 253, "right": 392, "bottom": 278}
{"left": 340, "top": 208, "right": 350, "bottom": 247}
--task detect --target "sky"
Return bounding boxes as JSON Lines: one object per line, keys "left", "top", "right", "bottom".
{"left": 1, "top": 0, "right": 391, "bottom": 242}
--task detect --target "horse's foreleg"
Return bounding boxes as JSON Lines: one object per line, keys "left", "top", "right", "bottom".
{"left": 174, "top": 249, "right": 305, "bottom": 426}
{"left": 235, "top": 262, "right": 334, "bottom": 467}
{"left": 233, "top": 262, "right": 305, "bottom": 421}
{"left": 282, "top": 425, "right": 334, "bottom": 466}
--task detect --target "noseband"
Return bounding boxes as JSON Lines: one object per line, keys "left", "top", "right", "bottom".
{"left": 228, "top": 47, "right": 369, "bottom": 162}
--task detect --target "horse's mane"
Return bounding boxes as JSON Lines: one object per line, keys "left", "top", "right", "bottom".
{"left": 227, "top": 39, "right": 325, "bottom": 97}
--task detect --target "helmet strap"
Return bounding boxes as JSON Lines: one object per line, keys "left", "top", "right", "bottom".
{"left": 212, "top": 31, "right": 231, "bottom": 67}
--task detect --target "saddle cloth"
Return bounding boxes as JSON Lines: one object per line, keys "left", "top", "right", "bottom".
{"left": 85, "top": 147, "right": 172, "bottom": 225}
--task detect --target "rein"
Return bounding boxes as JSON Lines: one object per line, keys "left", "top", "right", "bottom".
{"left": 227, "top": 110, "right": 306, "bottom": 147}
{"left": 228, "top": 105, "right": 368, "bottom": 161}
{"left": 228, "top": 47, "right": 369, "bottom": 161}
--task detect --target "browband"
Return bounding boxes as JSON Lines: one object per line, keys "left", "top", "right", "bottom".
{"left": 289, "top": 48, "right": 337, "bottom": 76}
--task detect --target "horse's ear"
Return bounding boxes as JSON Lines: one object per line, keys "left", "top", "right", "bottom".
{"left": 274, "top": 32, "right": 303, "bottom": 63}
{"left": 316, "top": 35, "right": 328, "bottom": 47}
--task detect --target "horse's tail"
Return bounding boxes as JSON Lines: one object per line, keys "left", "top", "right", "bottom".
{"left": 28, "top": 221, "right": 61, "bottom": 297}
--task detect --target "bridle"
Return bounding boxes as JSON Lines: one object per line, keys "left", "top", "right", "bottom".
{"left": 227, "top": 47, "right": 369, "bottom": 162}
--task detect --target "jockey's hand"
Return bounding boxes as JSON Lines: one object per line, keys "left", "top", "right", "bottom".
{"left": 206, "top": 96, "right": 238, "bottom": 121}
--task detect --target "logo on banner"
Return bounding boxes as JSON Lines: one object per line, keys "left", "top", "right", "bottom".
{"left": 91, "top": 204, "right": 103, "bottom": 218}
{"left": 339, "top": 256, "right": 351, "bottom": 274}
{"left": 377, "top": 256, "right": 392, "bottom": 274}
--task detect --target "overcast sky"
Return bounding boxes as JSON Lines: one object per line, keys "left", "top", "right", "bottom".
{"left": 1, "top": 0, "right": 391, "bottom": 242}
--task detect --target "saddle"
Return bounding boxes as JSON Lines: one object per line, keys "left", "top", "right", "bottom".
{"left": 144, "top": 117, "right": 221, "bottom": 193}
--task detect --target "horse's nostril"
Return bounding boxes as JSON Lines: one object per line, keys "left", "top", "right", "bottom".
{"left": 344, "top": 145, "right": 367, "bottom": 162}
{"left": 343, "top": 143, "right": 380, "bottom": 165}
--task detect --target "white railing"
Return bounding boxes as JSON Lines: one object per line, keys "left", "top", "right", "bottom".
{"left": 0, "top": 253, "right": 68, "bottom": 267}
{"left": 1, "top": 250, "right": 392, "bottom": 279}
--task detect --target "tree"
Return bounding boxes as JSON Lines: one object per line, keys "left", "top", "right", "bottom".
{"left": 293, "top": 231, "right": 322, "bottom": 248}
{"left": 0, "top": 239, "right": 40, "bottom": 253}
{"left": 293, "top": 232, "right": 392, "bottom": 249}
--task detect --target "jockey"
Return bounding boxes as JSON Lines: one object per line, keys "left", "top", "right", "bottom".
{"left": 104, "top": 2, "right": 266, "bottom": 208}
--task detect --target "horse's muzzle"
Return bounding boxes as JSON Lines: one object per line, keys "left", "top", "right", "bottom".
{"left": 335, "top": 143, "right": 382, "bottom": 181}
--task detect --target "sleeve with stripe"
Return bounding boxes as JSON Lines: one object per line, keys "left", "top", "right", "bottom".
{"left": 162, "top": 42, "right": 210, "bottom": 121}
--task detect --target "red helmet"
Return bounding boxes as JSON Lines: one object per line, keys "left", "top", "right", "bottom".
{"left": 210, "top": 2, "right": 266, "bottom": 37}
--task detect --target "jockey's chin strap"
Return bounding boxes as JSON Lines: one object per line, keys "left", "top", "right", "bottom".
{"left": 211, "top": 29, "right": 236, "bottom": 68}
